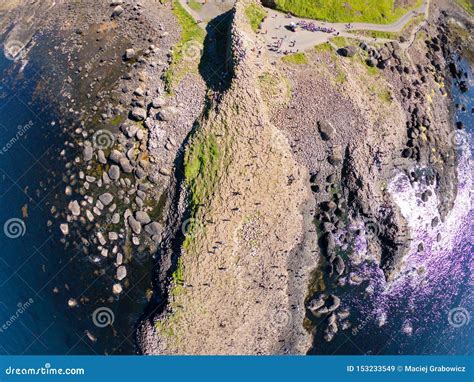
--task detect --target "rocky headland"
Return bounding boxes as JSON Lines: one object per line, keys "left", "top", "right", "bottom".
{"left": 1, "top": 0, "right": 472, "bottom": 354}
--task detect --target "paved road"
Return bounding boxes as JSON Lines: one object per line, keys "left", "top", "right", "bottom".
{"left": 177, "top": 0, "right": 429, "bottom": 55}
{"left": 178, "top": 0, "right": 234, "bottom": 29}
{"left": 261, "top": 0, "right": 429, "bottom": 54}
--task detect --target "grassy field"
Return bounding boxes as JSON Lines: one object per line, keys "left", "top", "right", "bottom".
{"left": 274, "top": 0, "right": 423, "bottom": 24}
{"left": 163, "top": 0, "right": 205, "bottom": 93}
{"left": 456, "top": 0, "right": 474, "bottom": 15}
{"left": 245, "top": 3, "right": 267, "bottom": 32}
{"left": 281, "top": 52, "right": 308, "bottom": 64}
{"left": 188, "top": 0, "right": 202, "bottom": 11}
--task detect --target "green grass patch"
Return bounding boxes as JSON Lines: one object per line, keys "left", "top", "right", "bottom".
{"left": 330, "top": 36, "right": 349, "bottom": 48}
{"left": 172, "top": 258, "right": 185, "bottom": 287}
{"left": 274, "top": 0, "right": 423, "bottom": 24}
{"left": 368, "top": 84, "right": 392, "bottom": 103}
{"left": 314, "top": 42, "right": 333, "bottom": 53}
{"left": 258, "top": 71, "right": 291, "bottom": 106}
{"left": 456, "top": 0, "right": 474, "bottom": 15}
{"left": 351, "top": 29, "right": 399, "bottom": 39}
{"left": 184, "top": 132, "right": 220, "bottom": 212}
{"left": 188, "top": 0, "right": 202, "bottom": 11}
{"left": 164, "top": 0, "right": 205, "bottom": 93}
{"left": 245, "top": 3, "right": 267, "bottom": 32}
{"left": 281, "top": 52, "right": 308, "bottom": 64}
{"left": 109, "top": 114, "right": 125, "bottom": 127}
{"left": 335, "top": 70, "right": 347, "bottom": 84}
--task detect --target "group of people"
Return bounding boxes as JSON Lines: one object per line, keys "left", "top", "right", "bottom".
{"left": 298, "top": 20, "right": 336, "bottom": 33}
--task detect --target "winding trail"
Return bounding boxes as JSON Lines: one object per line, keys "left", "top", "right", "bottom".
{"left": 261, "top": 0, "right": 430, "bottom": 54}
{"left": 178, "top": 0, "right": 429, "bottom": 55}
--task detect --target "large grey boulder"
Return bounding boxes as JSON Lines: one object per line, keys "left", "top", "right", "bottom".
{"left": 83, "top": 145, "right": 93, "bottom": 161}
{"left": 145, "top": 222, "right": 162, "bottom": 236}
{"left": 318, "top": 121, "right": 335, "bottom": 141}
{"left": 99, "top": 193, "right": 114, "bottom": 206}
{"left": 157, "top": 106, "right": 178, "bottom": 121}
{"left": 111, "top": 5, "right": 124, "bottom": 17}
{"left": 124, "top": 48, "right": 136, "bottom": 60}
{"left": 109, "top": 149, "right": 123, "bottom": 163}
{"left": 68, "top": 200, "right": 81, "bottom": 216}
{"left": 128, "top": 216, "right": 141, "bottom": 235}
{"left": 116, "top": 265, "right": 127, "bottom": 281}
{"left": 131, "top": 107, "right": 147, "bottom": 121}
{"left": 109, "top": 165, "right": 121, "bottom": 180}
{"left": 119, "top": 157, "right": 133, "bottom": 173}
{"left": 338, "top": 46, "right": 357, "bottom": 57}
{"left": 135, "top": 211, "right": 151, "bottom": 225}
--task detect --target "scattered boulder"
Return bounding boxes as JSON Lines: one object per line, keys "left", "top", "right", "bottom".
{"left": 128, "top": 216, "right": 142, "bottom": 235}
{"left": 135, "top": 211, "right": 151, "bottom": 225}
{"left": 109, "top": 165, "right": 121, "bottom": 180}
{"left": 60, "top": 223, "right": 69, "bottom": 236}
{"left": 366, "top": 58, "right": 377, "bottom": 67}
{"left": 111, "top": 5, "right": 124, "bottom": 18}
{"left": 109, "top": 150, "right": 123, "bottom": 163}
{"left": 99, "top": 193, "right": 114, "bottom": 206}
{"left": 131, "top": 107, "right": 147, "bottom": 121}
{"left": 328, "top": 147, "right": 343, "bottom": 165}
{"left": 324, "top": 314, "right": 338, "bottom": 342}
{"left": 307, "top": 295, "right": 325, "bottom": 313}
{"left": 318, "top": 121, "right": 335, "bottom": 141}
{"left": 159, "top": 167, "right": 171, "bottom": 176}
{"left": 112, "top": 283, "right": 123, "bottom": 295}
{"left": 157, "top": 106, "right": 178, "bottom": 121}
{"left": 119, "top": 157, "right": 133, "bottom": 173}
{"left": 152, "top": 97, "right": 166, "bottom": 108}
{"left": 124, "top": 48, "right": 136, "bottom": 60}
{"left": 68, "top": 200, "right": 81, "bottom": 216}
{"left": 333, "top": 255, "right": 345, "bottom": 276}
{"left": 326, "top": 294, "right": 341, "bottom": 312}
{"left": 97, "top": 150, "right": 107, "bottom": 164}
{"left": 116, "top": 265, "right": 127, "bottom": 281}
{"left": 145, "top": 222, "right": 162, "bottom": 237}
{"left": 338, "top": 46, "right": 357, "bottom": 57}
{"left": 83, "top": 145, "right": 93, "bottom": 161}
{"left": 68, "top": 298, "right": 78, "bottom": 308}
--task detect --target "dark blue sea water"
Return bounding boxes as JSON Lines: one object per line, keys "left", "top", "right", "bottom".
{"left": 0, "top": 44, "right": 151, "bottom": 355}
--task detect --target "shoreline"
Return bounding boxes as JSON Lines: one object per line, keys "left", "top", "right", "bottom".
{"left": 0, "top": 0, "right": 472, "bottom": 355}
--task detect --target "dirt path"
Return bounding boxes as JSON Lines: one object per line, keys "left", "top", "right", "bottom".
{"left": 259, "top": 0, "right": 429, "bottom": 54}
{"left": 178, "top": 0, "right": 429, "bottom": 55}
